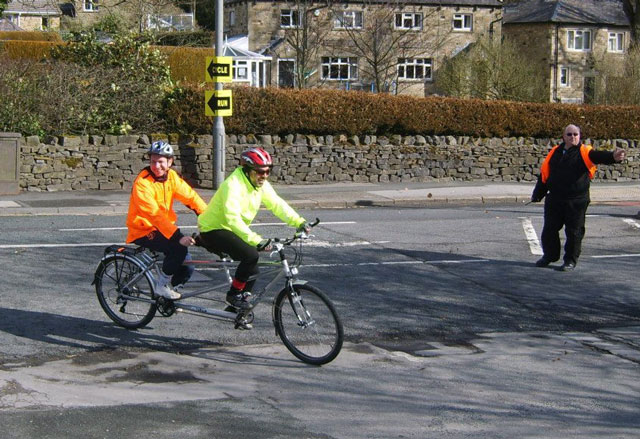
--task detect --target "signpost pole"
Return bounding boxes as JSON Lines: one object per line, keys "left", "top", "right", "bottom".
{"left": 213, "top": 0, "right": 225, "bottom": 189}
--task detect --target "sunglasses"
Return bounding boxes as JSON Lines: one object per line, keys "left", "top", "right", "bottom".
{"left": 254, "top": 168, "right": 270, "bottom": 176}
{"left": 565, "top": 132, "right": 580, "bottom": 136}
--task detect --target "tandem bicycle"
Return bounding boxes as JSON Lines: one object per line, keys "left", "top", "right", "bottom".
{"left": 92, "top": 219, "right": 344, "bottom": 365}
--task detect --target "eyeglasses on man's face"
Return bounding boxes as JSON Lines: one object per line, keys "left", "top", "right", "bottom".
{"left": 565, "top": 132, "right": 580, "bottom": 137}
{"left": 253, "top": 168, "right": 270, "bottom": 176}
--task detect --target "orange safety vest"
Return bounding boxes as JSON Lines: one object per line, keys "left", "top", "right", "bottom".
{"left": 126, "top": 168, "right": 207, "bottom": 243}
{"left": 540, "top": 144, "right": 597, "bottom": 183}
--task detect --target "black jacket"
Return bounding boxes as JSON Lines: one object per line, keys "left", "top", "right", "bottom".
{"left": 532, "top": 143, "right": 616, "bottom": 201}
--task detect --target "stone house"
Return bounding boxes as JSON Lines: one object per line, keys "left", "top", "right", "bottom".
{"left": 2, "top": 0, "right": 61, "bottom": 31}
{"left": 223, "top": 0, "right": 504, "bottom": 96}
{"left": 59, "top": 0, "right": 194, "bottom": 32}
{"left": 503, "top": 0, "right": 631, "bottom": 104}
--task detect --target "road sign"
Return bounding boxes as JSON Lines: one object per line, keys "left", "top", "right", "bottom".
{"left": 205, "top": 89, "right": 233, "bottom": 117}
{"left": 205, "top": 56, "right": 232, "bottom": 82}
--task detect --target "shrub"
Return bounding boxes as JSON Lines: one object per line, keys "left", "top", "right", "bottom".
{"left": 50, "top": 31, "right": 172, "bottom": 87}
{"left": 0, "top": 58, "right": 167, "bottom": 135}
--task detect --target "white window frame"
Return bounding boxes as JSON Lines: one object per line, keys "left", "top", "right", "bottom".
{"left": 397, "top": 58, "right": 432, "bottom": 81}
{"left": 83, "top": 0, "right": 98, "bottom": 12}
{"left": 321, "top": 57, "right": 358, "bottom": 80}
{"left": 608, "top": 32, "right": 624, "bottom": 53}
{"left": 334, "top": 10, "right": 363, "bottom": 29}
{"left": 281, "top": 9, "right": 301, "bottom": 28}
{"left": 395, "top": 12, "right": 422, "bottom": 30}
{"left": 233, "top": 60, "right": 249, "bottom": 82}
{"left": 567, "top": 29, "right": 592, "bottom": 51}
{"left": 452, "top": 13, "right": 472, "bottom": 32}
{"left": 559, "top": 67, "right": 570, "bottom": 87}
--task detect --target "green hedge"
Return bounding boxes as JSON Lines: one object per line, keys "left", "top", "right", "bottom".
{"left": 163, "top": 85, "right": 640, "bottom": 139}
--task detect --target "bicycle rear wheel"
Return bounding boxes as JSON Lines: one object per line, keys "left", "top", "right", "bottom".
{"left": 94, "top": 255, "right": 157, "bottom": 329}
{"left": 273, "top": 284, "right": 343, "bottom": 365}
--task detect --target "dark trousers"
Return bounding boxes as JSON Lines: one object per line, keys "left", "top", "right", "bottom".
{"left": 134, "top": 232, "right": 193, "bottom": 286}
{"left": 541, "top": 196, "right": 589, "bottom": 265}
{"left": 199, "top": 229, "right": 260, "bottom": 291}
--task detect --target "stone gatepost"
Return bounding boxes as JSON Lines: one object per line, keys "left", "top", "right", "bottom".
{"left": 0, "top": 133, "right": 20, "bottom": 194}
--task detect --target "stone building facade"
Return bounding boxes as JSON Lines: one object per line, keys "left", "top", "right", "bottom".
{"left": 503, "top": 0, "right": 630, "bottom": 104}
{"left": 224, "top": 0, "right": 503, "bottom": 96}
{"left": 15, "top": 133, "right": 639, "bottom": 192}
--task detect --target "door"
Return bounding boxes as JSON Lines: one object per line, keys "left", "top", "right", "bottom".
{"left": 278, "top": 59, "right": 295, "bottom": 88}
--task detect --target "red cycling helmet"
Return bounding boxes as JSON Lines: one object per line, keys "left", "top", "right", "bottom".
{"left": 241, "top": 147, "right": 273, "bottom": 168}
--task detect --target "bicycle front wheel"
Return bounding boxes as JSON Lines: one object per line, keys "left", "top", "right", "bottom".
{"left": 94, "top": 255, "right": 157, "bottom": 329}
{"left": 273, "top": 284, "right": 343, "bottom": 365}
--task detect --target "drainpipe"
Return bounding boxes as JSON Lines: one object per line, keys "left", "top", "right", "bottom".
{"left": 489, "top": 17, "right": 502, "bottom": 41}
{"left": 553, "top": 24, "right": 559, "bottom": 102}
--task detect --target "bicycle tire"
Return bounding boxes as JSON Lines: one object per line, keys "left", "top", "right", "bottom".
{"left": 94, "top": 254, "right": 157, "bottom": 329}
{"left": 273, "top": 284, "right": 343, "bottom": 365}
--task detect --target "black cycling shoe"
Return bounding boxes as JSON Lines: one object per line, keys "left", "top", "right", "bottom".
{"left": 225, "top": 292, "right": 253, "bottom": 311}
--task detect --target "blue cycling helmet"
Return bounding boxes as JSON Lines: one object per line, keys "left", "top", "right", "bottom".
{"left": 149, "top": 140, "right": 174, "bottom": 158}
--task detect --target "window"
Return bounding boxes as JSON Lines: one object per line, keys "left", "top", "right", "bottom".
{"left": 608, "top": 32, "right": 624, "bottom": 52}
{"left": 452, "top": 13, "right": 472, "bottom": 31}
{"left": 83, "top": 0, "right": 98, "bottom": 11}
{"left": 233, "top": 60, "right": 249, "bottom": 81}
{"left": 559, "top": 67, "right": 569, "bottom": 87}
{"left": 41, "top": 17, "right": 49, "bottom": 29}
{"left": 229, "top": 10, "right": 235, "bottom": 26}
{"left": 281, "top": 9, "right": 301, "bottom": 28}
{"left": 321, "top": 57, "right": 358, "bottom": 80}
{"left": 567, "top": 29, "right": 591, "bottom": 51}
{"left": 334, "top": 10, "right": 363, "bottom": 29}
{"left": 397, "top": 58, "right": 432, "bottom": 80}
{"left": 395, "top": 13, "right": 422, "bottom": 30}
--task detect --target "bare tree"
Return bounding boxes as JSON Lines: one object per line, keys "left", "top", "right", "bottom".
{"left": 331, "top": 1, "right": 447, "bottom": 94}
{"left": 437, "top": 36, "right": 546, "bottom": 102}
{"left": 280, "top": 0, "right": 332, "bottom": 89}
{"left": 622, "top": 0, "right": 640, "bottom": 46}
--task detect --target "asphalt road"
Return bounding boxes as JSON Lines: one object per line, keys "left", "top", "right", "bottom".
{"left": 1, "top": 203, "right": 640, "bottom": 438}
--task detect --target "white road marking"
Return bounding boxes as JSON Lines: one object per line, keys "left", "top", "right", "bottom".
{"left": 591, "top": 254, "right": 640, "bottom": 259}
{"left": 520, "top": 217, "right": 543, "bottom": 255}
{"left": 0, "top": 243, "right": 125, "bottom": 249}
{"left": 198, "top": 258, "right": 489, "bottom": 271}
{"left": 622, "top": 218, "right": 640, "bottom": 229}
{"left": 58, "top": 221, "right": 356, "bottom": 232}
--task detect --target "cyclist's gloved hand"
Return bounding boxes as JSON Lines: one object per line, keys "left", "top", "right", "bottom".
{"left": 297, "top": 222, "right": 311, "bottom": 235}
{"left": 257, "top": 239, "right": 272, "bottom": 252}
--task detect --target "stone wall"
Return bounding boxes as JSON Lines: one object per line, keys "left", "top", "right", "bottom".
{"left": 16, "top": 133, "right": 640, "bottom": 192}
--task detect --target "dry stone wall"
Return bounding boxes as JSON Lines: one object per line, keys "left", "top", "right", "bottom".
{"left": 16, "top": 133, "right": 640, "bottom": 191}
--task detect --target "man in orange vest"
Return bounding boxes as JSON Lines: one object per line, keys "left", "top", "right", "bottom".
{"left": 126, "top": 141, "right": 207, "bottom": 299}
{"left": 531, "top": 124, "right": 625, "bottom": 271}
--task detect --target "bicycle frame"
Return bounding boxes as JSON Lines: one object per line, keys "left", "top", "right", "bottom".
{"left": 105, "top": 242, "right": 304, "bottom": 324}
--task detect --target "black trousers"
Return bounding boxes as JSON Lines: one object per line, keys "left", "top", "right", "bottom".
{"left": 199, "top": 229, "right": 260, "bottom": 289}
{"left": 133, "top": 232, "right": 193, "bottom": 286}
{"left": 541, "top": 196, "right": 589, "bottom": 265}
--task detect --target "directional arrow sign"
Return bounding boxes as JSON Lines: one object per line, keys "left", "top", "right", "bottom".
{"left": 205, "top": 56, "right": 232, "bottom": 82}
{"left": 205, "top": 89, "right": 233, "bottom": 117}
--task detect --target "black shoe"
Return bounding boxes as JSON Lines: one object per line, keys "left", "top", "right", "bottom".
{"left": 535, "top": 257, "right": 552, "bottom": 267}
{"left": 225, "top": 291, "right": 253, "bottom": 311}
{"left": 558, "top": 262, "right": 576, "bottom": 272}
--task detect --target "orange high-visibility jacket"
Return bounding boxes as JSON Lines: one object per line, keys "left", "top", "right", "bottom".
{"left": 126, "top": 168, "right": 207, "bottom": 243}
{"left": 541, "top": 144, "right": 597, "bottom": 183}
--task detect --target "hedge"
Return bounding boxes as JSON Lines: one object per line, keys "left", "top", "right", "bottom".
{"left": 163, "top": 86, "right": 640, "bottom": 139}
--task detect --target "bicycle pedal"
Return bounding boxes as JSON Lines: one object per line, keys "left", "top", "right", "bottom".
{"left": 234, "top": 320, "right": 253, "bottom": 330}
